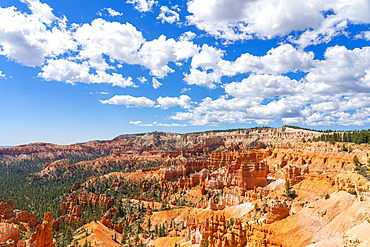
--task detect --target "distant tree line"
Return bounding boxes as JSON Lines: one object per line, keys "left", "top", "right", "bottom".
{"left": 311, "top": 130, "right": 370, "bottom": 144}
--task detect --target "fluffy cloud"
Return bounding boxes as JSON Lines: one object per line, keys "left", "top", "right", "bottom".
{"left": 184, "top": 68, "right": 221, "bottom": 89}
{"left": 157, "top": 6, "right": 180, "bottom": 24}
{"left": 355, "top": 31, "right": 370, "bottom": 40}
{"left": 169, "top": 95, "right": 304, "bottom": 126}
{"left": 74, "top": 18, "right": 145, "bottom": 71}
{"left": 103, "top": 8, "right": 123, "bottom": 17}
{"left": 0, "top": 71, "right": 5, "bottom": 79}
{"left": 152, "top": 78, "right": 162, "bottom": 89}
{"left": 129, "top": 120, "right": 186, "bottom": 127}
{"left": 305, "top": 46, "right": 370, "bottom": 95}
{"left": 137, "top": 76, "right": 148, "bottom": 84}
{"left": 173, "top": 45, "right": 370, "bottom": 126}
{"left": 39, "top": 59, "right": 136, "bottom": 87}
{"left": 74, "top": 22, "right": 198, "bottom": 80}
{"left": 157, "top": 95, "right": 193, "bottom": 109}
{"left": 0, "top": 2, "right": 200, "bottom": 87}
{"left": 137, "top": 35, "right": 199, "bottom": 78}
{"left": 184, "top": 44, "right": 315, "bottom": 88}
{"left": 21, "top": 0, "right": 56, "bottom": 25}
{"left": 3, "top": 0, "right": 370, "bottom": 129}
{"left": 154, "top": 122, "right": 187, "bottom": 127}
{"left": 224, "top": 74, "right": 303, "bottom": 98}
{"left": 335, "top": 108, "right": 370, "bottom": 126}
{"left": 186, "top": 0, "right": 370, "bottom": 45}
{"left": 179, "top": 31, "right": 196, "bottom": 41}
{"left": 126, "top": 0, "right": 157, "bottom": 12}
{"left": 169, "top": 95, "right": 263, "bottom": 125}
{"left": 181, "top": 87, "right": 191, "bottom": 94}
{"left": 129, "top": 120, "right": 153, "bottom": 126}
{"left": 0, "top": 0, "right": 76, "bottom": 66}
{"left": 100, "top": 95, "right": 155, "bottom": 107}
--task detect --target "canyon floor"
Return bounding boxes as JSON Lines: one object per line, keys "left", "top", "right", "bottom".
{"left": 0, "top": 127, "right": 370, "bottom": 246}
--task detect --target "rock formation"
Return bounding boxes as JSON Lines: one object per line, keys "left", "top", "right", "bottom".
{"left": 335, "top": 171, "right": 370, "bottom": 201}
{"left": 185, "top": 215, "right": 263, "bottom": 247}
{"left": 285, "top": 165, "right": 305, "bottom": 186}
{"left": 4, "top": 127, "right": 370, "bottom": 247}
{"left": 0, "top": 203, "right": 15, "bottom": 220}
{"left": 100, "top": 207, "right": 117, "bottom": 229}
{"left": 57, "top": 192, "right": 115, "bottom": 231}
{"left": 12, "top": 211, "right": 39, "bottom": 229}
{"left": 146, "top": 207, "right": 153, "bottom": 216}
{"left": 71, "top": 182, "right": 80, "bottom": 191}
{"left": 0, "top": 200, "right": 40, "bottom": 229}
{"left": 0, "top": 223, "right": 20, "bottom": 247}
{"left": 29, "top": 212, "right": 56, "bottom": 247}
{"left": 77, "top": 192, "right": 114, "bottom": 212}
{"left": 160, "top": 150, "right": 270, "bottom": 194}
{"left": 113, "top": 222, "right": 123, "bottom": 234}
{"left": 0, "top": 201, "right": 14, "bottom": 211}
{"left": 225, "top": 151, "right": 269, "bottom": 190}
{"left": 266, "top": 201, "right": 291, "bottom": 224}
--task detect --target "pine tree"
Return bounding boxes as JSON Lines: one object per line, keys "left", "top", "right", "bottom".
{"left": 203, "top": 239, "right": 209, "bottom": 247}
{"left": 147, "top": 217, "right": 151, "bottom": 233}
{"left": 283, "top": 180, "right": 297, "bottom": 199}
{"left": 353, "top": 155, "right": 360, "bottom": 166}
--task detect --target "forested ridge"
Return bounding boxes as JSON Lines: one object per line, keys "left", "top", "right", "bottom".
{"left": 311, "top": 129, "right": 370, "bottom": 144}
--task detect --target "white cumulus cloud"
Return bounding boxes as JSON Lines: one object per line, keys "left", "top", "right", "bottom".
{"left": 39, "top": 59, "right": 135, "bottom": 88}
{"left": 137, "top": 76, "right": 148, "bottom": 84}
{"left": 100, "top": 95, "right": 155, "bottom": 107}
{"left": 184, "top": 44, "right": 315, "bottom": 88}
{"left": 0, "top": 0, "right": 77, "bottom": 66}
{"left": 172, "top": 45, "right": 370, "bottom": 127}
{"left": 157, "top": 6, "right": 180, "bottom": 24}
{"left": 126, "top": 0, "right": 157, "bottom": 12}
{"left": 129, "top": 120, "right": 154, "bottom": 126}
{"left": 355, "top": 31, "right": 370, "bottom": 40}
{"left": 129, "top": 121, "right": 187, "bottom": 127}
{"left": 152, "top": 78, "right": 162, "bottom": 89}
{"left": 0, "top": 1, "right": 200, "bottom": 87}
{"left": 224, "top": 74, "right": 303, "bottom": 98}
{"left": 104, "top": 8, "right": 123, "bottom": 17}
{"left": 137, "top": 35, "right": 199, "bottom": 78}
{"left": 74, "top": 18, "right": 145, "bottom": 71}
{"left": 179, "top": 31, "right": 196, "bottom": 41}
{"left": 186, "top": 0, "right": 370, "bottom": 46}
{"left": 157, "top": 95, "right": 193, "bottom": 109}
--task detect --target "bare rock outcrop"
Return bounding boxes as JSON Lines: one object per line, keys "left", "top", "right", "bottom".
{"left": 285, "top": 165, "right": 305, "bottom": 186}
{"left": 0, "top": 202, "right": 39, "bottom": 229}
{"left": 61, "top": 192, "right": 115, "bottom": 217}
{"left": 113, "top": 222, "right": 123, "bottom": 234}
{"left": 29, "top": 212, "right": 56, "bottom": 247}
{"left": 266, "top": 201, "right": 291, "bottom": 224}
{"left": 0, "top": 223, "right": 20, "bottom": 247}
{"left": 71, "top": 182, "right": 80, "bottom": 191}
{"left": 335, "top": 172, "right": 370, "bottom": 200}
{"left": 0, "top": 201, "right": 14, "bottom": 211}
{"left": 185, "top": 215, "right": 263, "bottom": 247}
{"left": 14, "top": 211, "right": 39, "bottom": 229}
{"left": 0, "top": 204, "right": 14, "bottom": 221}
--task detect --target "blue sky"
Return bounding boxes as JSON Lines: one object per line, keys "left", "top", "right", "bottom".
{"left": 1, "top": 0, "right": 370, "bottom": 145}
